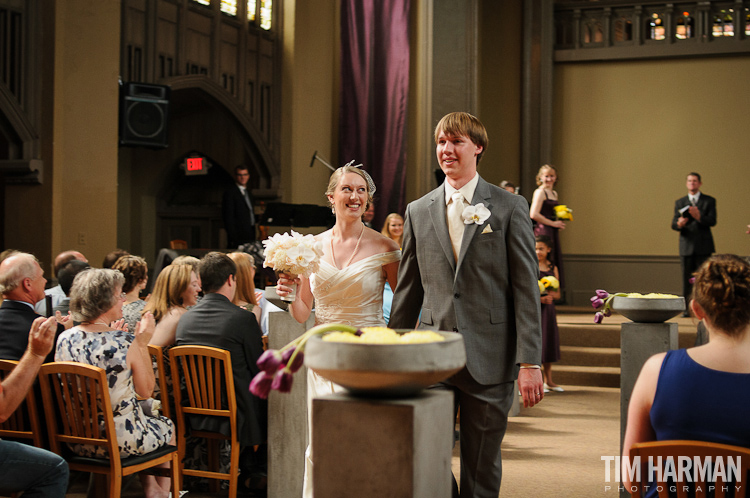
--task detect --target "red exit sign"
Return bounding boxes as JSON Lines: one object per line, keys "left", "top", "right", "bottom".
{"left": 183, "top": 155, "right": 210, "bottom": 176}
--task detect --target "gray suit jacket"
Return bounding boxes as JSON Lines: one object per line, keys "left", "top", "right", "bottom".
{"left": 389, "top": 177, "right": 542, "bottom": 385}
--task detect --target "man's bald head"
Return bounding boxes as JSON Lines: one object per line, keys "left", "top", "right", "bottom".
{"left": 54, "top": 250, "right": 87, "bottom": 278}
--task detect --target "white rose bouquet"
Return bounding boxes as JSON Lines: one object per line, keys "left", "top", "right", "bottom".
{"left": 263, "top": 231, "right": 324, "bottom": 301}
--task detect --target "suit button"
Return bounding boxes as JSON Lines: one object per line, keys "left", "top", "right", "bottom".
{"left": 454, "top": 293, "right": 460, "bottom": 299}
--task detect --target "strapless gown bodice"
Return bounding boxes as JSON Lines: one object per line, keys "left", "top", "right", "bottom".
{"left": 310, "top": 250, "right": 401, "bottom": 327}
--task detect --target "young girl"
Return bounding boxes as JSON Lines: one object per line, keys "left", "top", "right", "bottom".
{"left": 536, "top": 235, "right": 563, "bottom": 392}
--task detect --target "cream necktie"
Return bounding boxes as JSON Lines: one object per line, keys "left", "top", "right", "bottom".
{"left": 447, "top": 191, "right": 466, "bottom": 260}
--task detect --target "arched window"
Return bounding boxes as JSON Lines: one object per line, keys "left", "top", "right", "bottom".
{"left": 221, "top": 0, "right": 238, "bottom": 17}
{"left": 675, "top": 11, "right": 694, "bottom": 40}
{"left": 613, "top": 16, "right": 633, "bottom": 42}
{"left": 712, "top": 9, "right": 734, "bottom": 37}
{"left": 648, "top": 13, "right": 666, "bottom": 41}
{"left": 583, "top": 18, "right": 604, "bottom": 44}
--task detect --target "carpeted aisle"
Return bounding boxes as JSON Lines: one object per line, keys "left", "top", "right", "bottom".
{"left": 452, "top": 386, "right": 622, "bottom": 498}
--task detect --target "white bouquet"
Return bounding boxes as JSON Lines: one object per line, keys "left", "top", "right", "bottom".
{"left": 262, "top": 231, "right": 324, "bottom": 278}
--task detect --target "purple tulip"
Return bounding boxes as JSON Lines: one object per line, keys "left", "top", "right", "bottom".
{"left": 282, "top": 347, "right": 304, "bottom": 373}
{"left": 593, "top": 312, "right": 604, "bottom": 324}
{"left": 591, "top": 298, "right": 604, "bottom": 309}
{"left": 250, "top": 371, "right": 274, "bottom": 399}
{"left": 595, "top": 289, "right": 609, "bottom": 299}
{"left": 603, "top": 309, "right": 612, "bottom": 317}
{"left": 689, "top": 277, "right": 696, "bottom": 284}
{"left": 271, "top": 369, "right": 294, "bottom": 393}
{"left": 257, "top": 349, "right": 283, "bottom": 374}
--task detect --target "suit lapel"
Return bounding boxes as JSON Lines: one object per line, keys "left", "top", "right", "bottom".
{"left": 456, "top": 178, "right": 493, "bottom": 273}
{"left": 427, "top": 186, "right": 456, "bottom": 273}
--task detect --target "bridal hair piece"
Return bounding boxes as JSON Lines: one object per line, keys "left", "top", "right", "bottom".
{"left": 342, "top": 160, "right": 377, "bottom": 197}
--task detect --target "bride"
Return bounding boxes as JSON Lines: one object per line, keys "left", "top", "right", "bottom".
{"left": 276, "top": 162, "right": 400, "bottom": 497}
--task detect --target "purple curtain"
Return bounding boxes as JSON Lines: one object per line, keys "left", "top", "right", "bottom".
{"left": 339, "top": 0, "right": 410, "bottom": 231}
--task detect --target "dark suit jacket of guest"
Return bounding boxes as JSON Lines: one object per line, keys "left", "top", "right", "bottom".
{"left": 671, "top": 193, "right": 717, "bottom": 256}
{"left": 389, "top": 176, "right": 543, "bottom": 385}
{"left": 222, "top": 184, "right": 256, "bottom": 248}
{"left": 0, "top": 300, "right": 64, "bottom": 362}
{"left": 175, "top": 292, "right": 266, "bottom": 446}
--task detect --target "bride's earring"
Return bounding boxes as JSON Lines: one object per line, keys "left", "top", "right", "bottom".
{"left": 331, "top": 206, "right": 335, "bottom": 214}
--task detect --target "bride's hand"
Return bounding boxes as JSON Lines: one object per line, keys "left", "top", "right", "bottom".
{"left": 276, "top": 272, "right": 300, "bottom": 298}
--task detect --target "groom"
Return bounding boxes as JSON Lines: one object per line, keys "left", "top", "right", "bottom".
{"left": 389, "top": 112, "right": 543, "bottom": 498}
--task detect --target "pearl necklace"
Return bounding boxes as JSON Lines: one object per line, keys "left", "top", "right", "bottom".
{"left": 330, "top": 223, "right": 365, "bottom": 269}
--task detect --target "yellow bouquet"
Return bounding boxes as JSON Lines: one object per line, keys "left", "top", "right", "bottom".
{"left": 539, "top": 276, "right": 560, "bottom": 295}
{"left": 554, "top": 205, "right": 573, "bottom": 221}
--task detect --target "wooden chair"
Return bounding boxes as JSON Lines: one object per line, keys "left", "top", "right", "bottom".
{"left": 0, "top": 360, "right": 44, "bottom": 448}
{"left": 628, "top": 440, "right": 750, "bottom": 498}
{"left": 169, "top": 239, "right": 188, "bottom": 250}
{"left": 148, "top": 344, "right": 172, "bottom": 419}
{"left": 38, "top": 361, "right": 179, "bottom": 498}
{"left": 169, "top": 345, "right": 240, "bottom": 497}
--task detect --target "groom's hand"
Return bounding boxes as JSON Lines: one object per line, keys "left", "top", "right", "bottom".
{"left": 518, "top": 366, "right": 544, "bottom": 408}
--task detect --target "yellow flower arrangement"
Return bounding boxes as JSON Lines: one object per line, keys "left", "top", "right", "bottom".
{"left": 554, "top": 205, "right": 573, "bottom": 221}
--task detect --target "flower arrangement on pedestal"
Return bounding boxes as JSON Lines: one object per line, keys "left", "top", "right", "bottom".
{"left": 590, "top": 290, "right": 680, "bottom": 323}
{"left": 249, "top": 325, "right": 445, "bottom": 399}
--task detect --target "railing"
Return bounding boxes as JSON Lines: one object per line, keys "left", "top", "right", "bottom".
{"left": 554, "top": 0, "right": 750, "bottom": 61}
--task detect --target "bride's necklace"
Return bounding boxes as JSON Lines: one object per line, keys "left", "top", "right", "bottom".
{"left": 331, "top": 223, "right": 365, "bottom": 269}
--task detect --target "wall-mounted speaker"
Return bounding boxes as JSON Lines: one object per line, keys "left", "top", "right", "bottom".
{"left": 119, "top": 82, "right": 170, "bottom": 148}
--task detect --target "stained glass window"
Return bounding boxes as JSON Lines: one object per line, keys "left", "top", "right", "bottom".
{"left": 221, "top": 0, "right": 237, "bottom": 16}
{"left": 675, "top": 12, "right": 694, "bottom": 40}
{"left": 649, "top": 13, "right": 665, "bottom": 40}
{"left": 247, "top": 0, "right": 256, "bottom": 22}
{"left": 260, "top": 0, "right": 272, "bottom": 30}
{"left": 193, "top": 0, "right": 210, "bottom": 6}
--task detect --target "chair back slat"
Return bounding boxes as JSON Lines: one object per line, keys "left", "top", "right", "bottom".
{"left": 147, "top": 344, "right": 171, "bottom": 419}
{"left": 629, "top": 440, "right": 750, "bottom": 498}
{"left": 39, "top": 362, "right": 120, "bottom": 464}
{"left": 169, "top": 345, "right": 240, "bottom": 497}
{"left": 0, "top": 360, "right": 43, "bottom": 447}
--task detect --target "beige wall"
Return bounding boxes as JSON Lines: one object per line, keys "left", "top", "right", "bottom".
{"left": 554, "top": 56, "right": 750, "bottom": 258}
{"left": 280, "top": 0, "right": 339, "bottom": 212}
{"left": 52, "top": 1, "right": 120, "bottom": 267}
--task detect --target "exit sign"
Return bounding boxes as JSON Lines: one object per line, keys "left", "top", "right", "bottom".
{"left": 182, "top": 155, "right": 210, "bottom": 176}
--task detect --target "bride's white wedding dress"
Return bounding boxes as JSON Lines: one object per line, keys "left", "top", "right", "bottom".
{"left": 302, "top": 250, "right": 401, "bottom": 497}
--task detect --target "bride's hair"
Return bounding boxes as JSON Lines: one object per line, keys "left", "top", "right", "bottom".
{"left": 325, "top": 164, "right": 375, "bottom": 208}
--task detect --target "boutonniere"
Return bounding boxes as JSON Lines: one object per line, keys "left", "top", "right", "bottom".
{"left": 462, "top": 203, "right": 490, "bottom": 225}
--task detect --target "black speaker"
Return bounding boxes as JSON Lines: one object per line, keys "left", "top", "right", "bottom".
{"left": 119, "top": 82, "right": 170, "bottom": 148}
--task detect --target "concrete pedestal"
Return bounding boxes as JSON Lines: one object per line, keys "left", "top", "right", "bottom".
{"left": 619, "top": 322, "right": 679, "bottom": 497}
{"left": 267, "top": 309, "right": 315, "bottom": 498}
{"left": 312, "top": 390, "right": 454, "bottom": 498}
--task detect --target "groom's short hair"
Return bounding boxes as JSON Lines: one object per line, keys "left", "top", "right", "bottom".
{"left": 199, "top": 252, "right": 236, "bottom": 293}
{"left": 434, "top": 112, "right": 488, "bottom": 163}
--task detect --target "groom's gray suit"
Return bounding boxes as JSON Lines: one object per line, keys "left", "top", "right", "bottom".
{"left": 389, "top": 175, "right": 542, "bottom": 497}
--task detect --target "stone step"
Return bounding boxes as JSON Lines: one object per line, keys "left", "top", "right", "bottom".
{"left": 558, "top": 345, "right": 620, "bottom": 368}
{"left": 551, "top": 365, "right": 621, "bottom": 389}
{"left": 558, "top": 323, "right": 620, "bottom": 348}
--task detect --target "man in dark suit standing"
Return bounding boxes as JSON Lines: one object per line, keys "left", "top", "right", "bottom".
{"left": 0, "top": 252, "right": 66, "bottom": 361}
{"left": 175, "top": 251, "right": 266, "bottom": 492}
{"left": 222, "top": 164, "right": 257, "bottom": 249}
{"left": 671, "top": 172, "right": 717, "bottom": 315}
{"left": 389, "top": 112, "right": 543, "bottom": 498}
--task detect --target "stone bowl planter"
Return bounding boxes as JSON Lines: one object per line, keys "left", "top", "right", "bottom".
{"left": 304, "top": 331, "right": 466, "bottom": 397}
{"left": 612, "top": 296, "right": 685, "bottom": 323}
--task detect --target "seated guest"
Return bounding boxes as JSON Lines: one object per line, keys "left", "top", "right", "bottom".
{"left": 145, "top": 264, "right": 201, "bottom": 348}
{"left": 228, "top": 252, "right": 282, "bottom": 338}
{"left": 0, "top": 316, "right": 69, "bottom": 498}
{"left": 52, "top": 259, "right": 91, "bottom": 317}
{"left": 112, "top": 255, "right": 149, "bottom": 332}
{"left": 56, "top": 268, "right": 174, "bottom": 498}
{"left": 171, "top": 255, "right": 202, "bottom": 302}
{"left": 0, "top": 252, "right": 66, "bottom": 361}
{"left": 622, "top": 254, "right": 750, "bottom": 496}
{"left": 102, "top": 248, "right": 129, "bottom": 269}
{"left": 176, "top": 252, "right": 267, "bottom": 493}
{"left": 34, "top": 250, "right": 88, "bottom": 316}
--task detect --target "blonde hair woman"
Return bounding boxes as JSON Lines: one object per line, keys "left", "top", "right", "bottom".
{"left": 530, "top": 164, "right": 565, "bottom": 289}
{"left": 143, "top": 264, "right": 201, "bottom": 347}
{"left": 381, "top": 213, "right": 404, "bottom": 248}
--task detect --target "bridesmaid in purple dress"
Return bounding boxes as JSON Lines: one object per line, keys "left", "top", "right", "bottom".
{"left": 530, "top": 164, "right": 566, "bottom": 290}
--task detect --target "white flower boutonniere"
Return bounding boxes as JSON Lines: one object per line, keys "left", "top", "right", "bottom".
{"left": 462, "top": 203, "right": 491, "bottom": 225}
